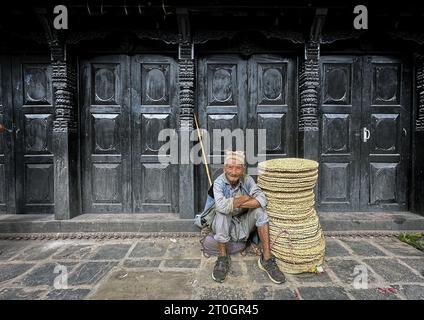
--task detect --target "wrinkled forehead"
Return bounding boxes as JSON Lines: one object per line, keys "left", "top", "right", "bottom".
{"left": 224, "top": 158, "right": 245, "bottom": 167}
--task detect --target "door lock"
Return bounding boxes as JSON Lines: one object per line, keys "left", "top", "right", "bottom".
{"left": 362, "top": 127, "right": 370, "bottom": 143}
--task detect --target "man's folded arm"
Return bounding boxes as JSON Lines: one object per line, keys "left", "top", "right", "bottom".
{"left": 245, "top": 176, "right": 267, "bottom": 208}
{"left": 213, "top": 181, "right": 234, "bottom": 214}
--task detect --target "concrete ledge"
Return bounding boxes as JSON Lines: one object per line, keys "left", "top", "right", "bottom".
{"left": 0, "top": 212, "right": 423, "bottom": 234}
{"left": 0, "top": 214, "right": 198, "bottom": 234}
{"left": 318, "top": 211, "right": 424, "bottom": 231}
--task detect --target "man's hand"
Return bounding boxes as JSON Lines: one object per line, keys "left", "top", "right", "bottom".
{"left": 233, "top": 195, "right": 251, "bottom": 208}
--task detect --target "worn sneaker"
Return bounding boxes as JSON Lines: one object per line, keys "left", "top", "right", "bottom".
{"left": 212, "top": 255, "right": 231, "bottom": 283}
{"left": 258, "top": 255, "right": 286, "bottom": 284}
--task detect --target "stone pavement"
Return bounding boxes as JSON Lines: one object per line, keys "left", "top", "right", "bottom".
{"left": 0, "top": 235, "right": 423, "bottom": 300}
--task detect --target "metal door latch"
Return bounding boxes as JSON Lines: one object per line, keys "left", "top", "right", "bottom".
{"left": 362, "top": 127, "right": 370, "bottom": 142}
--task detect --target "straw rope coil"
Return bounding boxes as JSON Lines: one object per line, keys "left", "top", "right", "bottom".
{"left": 258, "top": 157, "right": 325, "bottom": 274}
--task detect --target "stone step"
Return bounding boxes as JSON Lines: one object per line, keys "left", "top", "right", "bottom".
{"left": 0, "top": 214, "right": 199, "bottom": 234}
{"left": 0, "top": 212, "right": 423, "bottom": 234}
{"left": 318, "top": 211, "right": 424, "bottom": 232}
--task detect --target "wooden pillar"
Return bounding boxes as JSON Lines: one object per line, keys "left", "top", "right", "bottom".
{"left": 177, "top": 8, "right": 196, "bottom": 219}
{"left": 51, "top": 54, "right": 80, "bottom": 220}
{"left": 178, "top": 41, "right": 196, "bottom": 219}
{"left": 298, "top": 40, "right": 320, "bottom": 161}
{"left": 37, "top": 9, "right": 80, "bottom": 220}
{"left": 412, "top": 54, "right": 424, "bottom": 215}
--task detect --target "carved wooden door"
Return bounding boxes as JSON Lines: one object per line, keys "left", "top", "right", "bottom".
{"left": 81, "top": 55, "right": 178, "bottom": 213}
{"left": 360, "top": 56, "right": 410, "bottom": 210}
{"left": 130, "top": 55, "right": 178, "bottom": 213}
{"left": 0, "top": 56, "right": 15, "bottom": 213}
{"left": 318, "top": 56, "right": 362, "bottom": 211}
{"left": 81, "top": 55, "right": 132, "bottom": 213}
{"left": 318, "top": 56, "right": 410, "bottom": 211}
{"left": 197, "top": 54, "right": 297, "bottom": 211}
{"left": 12, "top": 56, "right": 55, "bottom": 214}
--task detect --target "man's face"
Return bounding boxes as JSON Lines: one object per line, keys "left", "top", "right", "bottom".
{"left": 224, "top": 158, "right": 245, "bottom": 186}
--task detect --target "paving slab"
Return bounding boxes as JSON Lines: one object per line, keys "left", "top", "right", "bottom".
{"left": 326, "top": 259, "right": 380, "bottom": 287}
{"left": 363, "top": 258, "right": 424, "bottom": 283}
{"left": 52, "top": 245, "right": 94, "bottom": 260}
{"left": 0, "top": 263, "right": 34, "bottom": 283}
{"left": 123, "top": 259, "right": 162, "bottom": 268}
{"left": 400, "top": 258, "right": 424, "bottom": 277}
{"left": 348, "top": 288, "right": 401, "bottom": 300}
{"left": 14, "top": 262, "right": 77, "bottom": 287}
{"left": 252, "top": 286, "right": 274, "bottom": 300}
{"left": 13, "top": 242, "right": 65, "bottom": 261}
{"left": 273, "top": 288, "right": 298, "bottom": 300}
{"left": 88, "top": 244, "right": 132, "bottom": 260}
{"left": 46, "top": 289, "right": 91, "bottom": 300}
{"left": 392, "top": 285, "right": 424, "bottom": 300}
{"left": 373, "top": 238, "right": 424, "bottom": 257}
{"left": 291, "top": 271, "right": 333, "bottom": 284}
{"left": 339, "top": 239, "right": 388, "bottom": 257}
{"left": 163, "top": 259, "right": 201, "bottom": 269}
{"left": 324, "top": 238, "right": 351, "bottom": 257}
{"left": 0, "top": 236, "right": 423, "bottom": 300}
{"left": 0, "top": 288, "right": 46, "bottom": 300}
{"left": 195, "top": 286, "right": 249, "bottom": 300}
{"left": 129, "top": 241, "right": 168, "bottom": 258}
{"left": 297, "top": 286, "right": 351, "bottom": 300}
{"left": 88, "top": 269, "right": 195, "bottom": 299}
{"left": 68, "top": 261, "right": 118, "bottom": 286}
{"left": 0, "top": 242, "right": 31, "bottom": 261}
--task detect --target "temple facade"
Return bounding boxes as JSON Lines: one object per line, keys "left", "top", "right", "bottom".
{"left": 0, "top": 0, "right": 423, "bottom": 220}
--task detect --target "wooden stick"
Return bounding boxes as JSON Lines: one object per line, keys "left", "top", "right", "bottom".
{"left": 193, "top": 113, "right": 212, "bottom": 187}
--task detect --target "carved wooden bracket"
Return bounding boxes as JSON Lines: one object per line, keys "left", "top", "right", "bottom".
{"left": 310, "top": 8, "right": 328, "bottom": 42}
{"left": 416, "top": 54, "right": 424, "bottom": 131}
{"left": 34, "top": 7, "right": 66, "bottom": 62}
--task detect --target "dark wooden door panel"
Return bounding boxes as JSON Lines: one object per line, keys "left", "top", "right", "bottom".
{"left": 12, "top": 56, "right": 54, "bottom": 213}
{"left": 197, "top": 55, "right": 248, "bottom": 210}
{"left": 197, "top": 54, "right": 297, "bottom": 211}
{"left": 81, "top": 54, "right": 178, "bottom": 213}
{"left": 0, "top": 56, "right": 15, "bottom": 213}
{"left": 248, "top": 54, "right": 297, "bottom": 163}
{"left": 318, "top": 56, "right": 362, "bottom": 211}
{"left": 318, "top": 55, "right": 411, "bottom": 212}
{"left": 80, "top": 55, "right": 131, "bottom": 213}
{"left": 130, "top": 55, "right": 178, "bottom": 213}
{"left": 360, "top": 56, "right": 411, "bottom": 210}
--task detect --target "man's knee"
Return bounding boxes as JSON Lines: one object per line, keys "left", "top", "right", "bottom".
{"left": 251, "top": 207, "right": 269, "bottom": 227}
{"left": 212, "top": 211, "right": 232, "bottom": 243}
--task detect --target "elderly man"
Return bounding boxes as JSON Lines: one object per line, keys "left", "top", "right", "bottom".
{"left": 210, "top": 151, "right": 286, "bottom": 284}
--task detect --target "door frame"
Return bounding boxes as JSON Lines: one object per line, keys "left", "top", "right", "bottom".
{"left": 318, "top": 54, "right": 412, "bottom": 212}
{"left": 0, "top": 55, "right": 15, "bottom": 214}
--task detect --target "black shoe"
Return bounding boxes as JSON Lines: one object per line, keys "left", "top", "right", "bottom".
{"left": 258, "top": 255, "right": 286, "bottom": 284}
{"left": 212, "top": 255, "right": 231, "bottom": 283}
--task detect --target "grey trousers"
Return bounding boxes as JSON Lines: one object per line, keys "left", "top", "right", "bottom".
{"left": 211, "top": 207, "right": 269, "bottom": 243}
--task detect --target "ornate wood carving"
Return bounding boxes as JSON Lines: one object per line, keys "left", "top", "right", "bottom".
{"left": 193, "top": 30, "right": 304, "bottom": 45}
{"left": 36, "top": 11, "right": 77, "bottom": 133}
{"left": 299, "top": 41, "right": 320, "bottom": 131}
{"left": 321, "top": 31, "right": 363, "bottom": 44}
{"left": 416, "top": 55, "right": 424, "bottom": 131}
{"left": 178, "top": 42, "right": 195, "bottom": 130}
{"left": 260, "top": 30, "right": 304, "bottom": 44}
{"left": 193, "top": 30, "right": 239, "bottom": 44}
{"left": 389, "top": 32, "right": 424, "bottom": 45}
{"left": 51, "top": 59, "right": 77, "bottom": 132}
{"left": 134, "top": 30, "right": 179, "bottom": 44}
